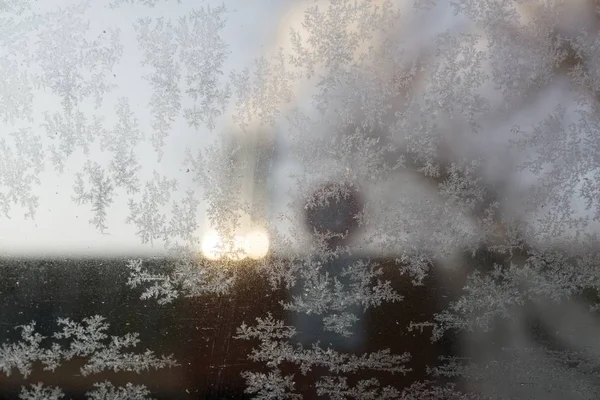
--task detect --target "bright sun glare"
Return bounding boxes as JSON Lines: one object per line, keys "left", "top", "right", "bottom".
{"left": 245, "top": 230, "right": 270, "bottom": 260}
{"left": 201, "top": 229, "right": 270, "bottom": 261}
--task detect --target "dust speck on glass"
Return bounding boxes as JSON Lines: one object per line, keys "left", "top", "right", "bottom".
{"left": 1, "top": 0, "right": 600, "bottom": 398}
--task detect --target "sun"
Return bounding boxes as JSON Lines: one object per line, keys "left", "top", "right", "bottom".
{"left": 200, "top": 229, "right": 269, "bottom": 261}
{"left": 244, "top": 229, "right": 270, "bottom": 260}
{"left": 200, "top": 231, "right": 222, "bottom": 261}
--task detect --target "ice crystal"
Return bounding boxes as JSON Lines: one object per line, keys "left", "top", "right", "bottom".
{"left": 0, "top": 316, "right": 177, "bottom": 380}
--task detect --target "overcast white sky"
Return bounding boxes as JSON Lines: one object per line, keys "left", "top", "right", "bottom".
{"left": 0, "top": 0, "right": 596, "bottom": 259}
{"left": 0, "top": 0, "right": 290, "bottom": 258}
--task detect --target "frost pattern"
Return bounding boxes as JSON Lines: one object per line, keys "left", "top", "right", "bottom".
{"left": 73, "top": 161, "right": 115, "bottom": 233}
{"left": 0, "top": 316, "right": 177, "bottom": 396}
{"left": 315, "top": 377, "right": 400, "bottom": 400}
{"left": 108, "top": 0, "right": 179, "bottom": 8}
{"left": 126, "top": 257, "right": 235, "bottom": 305}
{"left": 135, "top": 17, "right": 181, "bottom": 159}
{"left": 241, "top": 369, "right": 301, "bottom": 400}
{"left": 0, "top": 129, "right": 43, "bottom": 219}
{"left": 86, "top": 381, "right": 155, "bottom": 400}
{"left": 2, "top": 0, "right": 600, "bottom": 398}
{"left": 175, "top": 4, "right": 231, "bottom": 131}
{"left": 230, "top": 48, "right": 299, "bottom": 130}
{"left": 101, "top": 97, "right": 144, "bottom": 194}
{"left": 126, "top": 172, "right": 178, "bottom": 246}
{"left": 19, "top": 383, "right": 64, "bottom": 400}
{"left": 279, "top": 258, "right": 402, "bottom": 336}
{"left": 19, "top": 381, "right": 156, "bottom": 400}
{"left": 33, "top": 1, "right": 122, "bottom": 115}
{"left": 234, "top": 313, "right": 410, "bottom": 398}
{"left": 42, "top": 109, "right": 105, "bottom": 173}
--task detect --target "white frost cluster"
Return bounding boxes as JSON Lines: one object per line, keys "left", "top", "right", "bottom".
{"left": 0, "top": 315, "right": 177, "bottom": 399}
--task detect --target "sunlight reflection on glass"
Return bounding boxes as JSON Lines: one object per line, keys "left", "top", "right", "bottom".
{"left": 200, "top": 231, "right": 222, "bottom": 261}
{"left": 200, "top": 230, "right": 269, "bottom": 261}
{"left": 245, "top": 229, "right": 270, "bottom": 260}
{"left": 231, "top": 235, "right": 249, "bottom": 261}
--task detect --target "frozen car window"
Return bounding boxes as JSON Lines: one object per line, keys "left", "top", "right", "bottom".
{"left": 1, "top": 0, "right": 600, "bottom": 399}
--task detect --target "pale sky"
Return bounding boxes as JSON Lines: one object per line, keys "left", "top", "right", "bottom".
{"left": 0, "top": 0, "right": 289, "bottom": 258}
{"left": 0, "top": 0, "right": 595, "bottom": 259}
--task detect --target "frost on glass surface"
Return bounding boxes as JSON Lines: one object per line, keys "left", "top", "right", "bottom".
{"left": 19, "top": 383, "right": 64, "bottom": 400}
{"left": 0, "top": 129, "right": 43, "bottom": 219}
{"left": 176, "top": 4, "right": 231, "bottom": 132}
{"left": 134, "top": 16, "right": 181, "bottom": 160}
{"left": 0, "top": 316, "right": 176, "bottom": 397}
{"left": 18, "top": 381, "right": 157, "bottom": 400}
{"left": 2, "top": 0, "right": 600, "bottom": 398}
{"left": 85, "top": 382, "right": 155, "bottom": 400}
